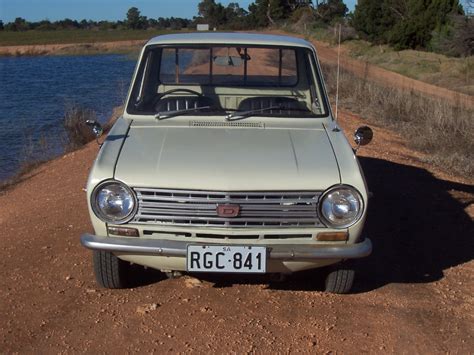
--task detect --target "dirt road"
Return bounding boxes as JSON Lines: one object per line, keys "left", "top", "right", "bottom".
{"left": 1, "top": 110, "right": 472, "bottom": 353}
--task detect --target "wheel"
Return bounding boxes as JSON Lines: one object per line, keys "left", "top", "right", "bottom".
{"left": 93, "top": 251, "right": 132, "bottom": 289}
{"left": 324, "top": 262, "right": 355, "bottom": 294}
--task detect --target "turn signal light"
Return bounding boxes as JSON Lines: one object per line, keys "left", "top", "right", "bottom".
{"left": 108, "top": 227, "right": 139, "bottom": 237}
{"left": 316, "top": 232, "right": 348, "bottom": 241}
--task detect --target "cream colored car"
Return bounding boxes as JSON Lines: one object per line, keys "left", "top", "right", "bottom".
{"left": 81, "top": 33, "right": 373, "bottom": 293}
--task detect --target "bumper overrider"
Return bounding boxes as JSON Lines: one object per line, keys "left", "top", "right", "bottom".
{"left": 80, "top": 233, "right": 372, "bottom": 261}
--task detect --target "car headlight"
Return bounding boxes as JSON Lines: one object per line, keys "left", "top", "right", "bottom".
{"left": 320, "top": 185, "right": 363, "bottom": 228}
{"left": 92, "top": 181, "right": 136, "bottom": 224}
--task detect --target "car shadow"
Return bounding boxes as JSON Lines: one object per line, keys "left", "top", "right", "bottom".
{"left": 193, "top": 157, "right": 474, "bottom": 293}
{"left": 352, "top": 156, "right": 474, "bottom": 292}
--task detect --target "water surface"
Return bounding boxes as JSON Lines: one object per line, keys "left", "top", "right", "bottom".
{"left": 0, "top": 54, "right": 136, "bottom": 181}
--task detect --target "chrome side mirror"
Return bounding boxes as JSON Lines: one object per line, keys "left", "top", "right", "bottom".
{"left": 354, "top": 126, "right": 373, "bottom": 150}
{"left": 85, "top": 120, "right": 103, "bottom": 146}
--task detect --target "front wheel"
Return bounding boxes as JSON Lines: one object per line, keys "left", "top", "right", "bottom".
{"left": 93, "top": 251, "right": 132, "bottom": 289}
{"left": 324, "top": 262, "right": 355, "bottom": 294}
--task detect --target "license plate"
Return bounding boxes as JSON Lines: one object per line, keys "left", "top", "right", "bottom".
{"left": 186, "top": 245, "right": 266, "bottom": 273}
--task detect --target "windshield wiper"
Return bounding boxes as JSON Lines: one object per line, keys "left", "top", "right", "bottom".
{"left": 225, "top": 105, "right": 282, "bottom": 121}
{"left": 155, "top": 106, "right": 211, "bottom": 120}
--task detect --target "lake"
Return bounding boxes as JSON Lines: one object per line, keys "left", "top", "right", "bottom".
{"left": 0, "top": 54, "right": 137, "bottom": 181}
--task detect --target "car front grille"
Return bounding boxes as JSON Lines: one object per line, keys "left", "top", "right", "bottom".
{"left": 132, "top": 188, "right": 324, "bottom": 228}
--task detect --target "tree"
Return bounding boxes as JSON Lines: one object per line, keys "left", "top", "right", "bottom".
{"left": 315, "top": 0, "right": 348, "bottom": 24}
{"left": 225, "top": 2, "right": 248, "bottom": 21}
{"left": 352, "top": 0, "right": 463, "bottom": 49}
{"left": 430, "top": 14, "right": 473, "bottom": 56}
{"left": 198, "top": 0, "right": 226, "bottom": 27}
{"left": 225, "top": 3, "right": 249, "bottom": 29}
{"left": 247, "top": 0, "right": 290, "bottom": 27}
{"left": 6, "top": 17, "right": 29, "bottom": 31}
{"left": 35, "top": 20, "right": 54, "bottom": 31}
{"left": 248, "top": 0, "right": 270, "bottom": 27}
{"left": 387, "top": 0, "right": 463, "bottom": 49}
{"left": 352, "top": 0, "right": 395, "bottom": 42}
{"left": 126, "top": 7, "right": 146, "bottom": 29}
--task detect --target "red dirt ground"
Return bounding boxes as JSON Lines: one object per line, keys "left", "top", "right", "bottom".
{"left": 1, "top": 109, "right": 472, "bottom": 353}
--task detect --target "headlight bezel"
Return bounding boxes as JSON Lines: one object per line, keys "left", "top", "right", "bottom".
{"left": 91, "top": 180, "right": 137, "bottom": 224}
{"left": 319, "top": 185, "right": 364, "bottom": 229}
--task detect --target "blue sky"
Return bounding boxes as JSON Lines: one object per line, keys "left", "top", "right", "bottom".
{"left": 0, "top": 0, "right": 357, "bottom": 23}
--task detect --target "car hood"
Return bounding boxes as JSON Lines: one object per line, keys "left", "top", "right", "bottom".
{"left": 114, "top": 123, "right": 340, "bottom": 191}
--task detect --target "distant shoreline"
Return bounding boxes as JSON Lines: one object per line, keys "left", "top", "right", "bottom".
{"left": 0, "top": 39, "right": 145, "bottom": 56}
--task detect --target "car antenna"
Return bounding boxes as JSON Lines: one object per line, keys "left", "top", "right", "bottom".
{"left": 333, "top": 23, "right": 342, "bottom": 132}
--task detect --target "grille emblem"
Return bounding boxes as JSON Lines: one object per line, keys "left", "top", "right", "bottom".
{"left": 217, "top": 204, "right": 240, "bottom": 217}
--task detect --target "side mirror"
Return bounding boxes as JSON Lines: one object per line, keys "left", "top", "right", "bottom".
{"left": 354, "top": 126, "right": 373, "bottom": 149}
{"left": 85, "top": 120, "right": 103, "bottom": 146}
{"left": 85, "top": 120, "right": 103, "bottom": 138}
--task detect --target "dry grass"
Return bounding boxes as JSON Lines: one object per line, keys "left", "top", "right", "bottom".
{"left": 344, "top": 40, "right": 474, "bottom": 96}
{"left": 63, "top": 105, "right": 97, "bottom": 150}
{"left": 321, "top": 63, "right": 474, "bottom": 176}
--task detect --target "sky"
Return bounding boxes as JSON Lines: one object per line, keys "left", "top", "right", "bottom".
{"left": 0, "top": 0, "right": 358, "bottom": 23}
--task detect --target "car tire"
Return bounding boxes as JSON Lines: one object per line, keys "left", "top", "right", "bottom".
{"left": 324, "top": 262, "right": 355, "bottom": 294}
{"left": 93, "top": 250, "right": 131, "bottom": 289}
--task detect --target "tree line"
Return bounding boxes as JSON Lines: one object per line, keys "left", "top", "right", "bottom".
{"left": 0, "top": 1, "right": 343, "bottom": 32}
{"left": 0, "top": 0, "right": 471, "bottom": 56}
{"left": 194, "top": 0, "right": 471, "bottom": 55}
{"left": 0, "top": 10, "right": 192, "bottom": 32}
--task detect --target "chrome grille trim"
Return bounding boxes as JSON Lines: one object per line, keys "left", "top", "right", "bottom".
{"left": 132, "top": 188, "right": 323, "bottom": 228}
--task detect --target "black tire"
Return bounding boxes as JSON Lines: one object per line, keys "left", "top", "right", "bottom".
{"left": 93, "top": 251, "right": 132, "bottom": 289}
{"left": 324, "top": 262, "right": 355, "bottom": 294}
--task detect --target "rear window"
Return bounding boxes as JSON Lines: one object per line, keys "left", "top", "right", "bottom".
{"left": 158, "top": 46, "right": 298, "bottom": 86}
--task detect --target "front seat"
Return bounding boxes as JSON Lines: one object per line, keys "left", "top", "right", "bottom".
{"left": 155, "top": 96, "right": 217, "bottom": 112}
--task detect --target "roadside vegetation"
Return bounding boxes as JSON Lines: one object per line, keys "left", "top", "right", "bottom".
{"left": 281, "top": 24, "right": 474, "bottom": 96}
{"left": 322, "top": 62, "right": 474, "bottom": 176}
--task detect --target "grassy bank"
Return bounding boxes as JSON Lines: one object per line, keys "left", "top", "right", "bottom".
{"left": 344, "top": 40, "right": 473, "bottom": 96}
{"left": 285, "top": 26, "right": 473, "bottom": 96}
{"left": 0, "top": 29, "right": 178, "bottom": 46}
{"left": 321, "top": 62, "right": 474, "bottom": 176}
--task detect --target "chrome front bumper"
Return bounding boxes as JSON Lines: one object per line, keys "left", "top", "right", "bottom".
{"left": 80, "top": 234, "right": 372, "bottom": 261}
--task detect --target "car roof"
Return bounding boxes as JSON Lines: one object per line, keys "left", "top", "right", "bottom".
{"left": 146, "top": 32, "right": 314, "bottom": 49}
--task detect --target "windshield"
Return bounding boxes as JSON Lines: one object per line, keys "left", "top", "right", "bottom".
{"left": 127, "top": 44, "right": 328, "bottom": 118}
